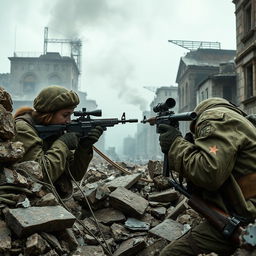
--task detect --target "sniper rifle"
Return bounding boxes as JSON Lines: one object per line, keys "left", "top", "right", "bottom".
{"left": 35, "top": 108, "right": 138, "bottom": 139}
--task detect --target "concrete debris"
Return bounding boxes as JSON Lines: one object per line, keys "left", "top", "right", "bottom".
{"left": 13, "top": 160, "right": 44, "bottom": 181}
{"left": 93, "top": 208, "right": 126, "bottom": 225}
{"left": 109, "top": 187, "right": 149, "bottom": 218}
{"left": 25, "top": 233, "right": 50, "bottom": 256}
{"left": 105, "top": 173, "right": 141, "bottom": 191}
{"left": 5, "top": 206, "right": 76, "bottom": 237}
{"left": 147, "top": 160, "right": 163, "bottom": 179}
{"left": 149, "top": 219, "right": 184, "bottom": 242}
{"left": 0, "top": 141, "right": 25, "bottom": 162}
{"left": 35, "top": 193, "right": 59, "bottom": 207}
{"left": 0, "top": 87, "right": 13, "bottom": 112}
{"left": 0, "top": 94, "right": 253, "bottom": 256}
{"left": 112, "top": 237, "right": 146, "bottom": 256}
{"left": 148, "top": 188, "right": 179, "bottom": 203}
{"left": 0, "top": 167, "right": 28, "bottom": 186}
{"left": 0, "top": 104, "right": 16, "bottom": 140}
{"left": 150, "top": 206, "right": 167, "bottom": 220}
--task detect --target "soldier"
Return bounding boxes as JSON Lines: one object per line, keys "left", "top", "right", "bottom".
{"left": 13, "top": 85, "right": 103, "bottom": 198}
{"left": 158, "top": 97, "right": 256, "bottom": 256}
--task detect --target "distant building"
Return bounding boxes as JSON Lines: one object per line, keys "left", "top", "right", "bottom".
{"left": 125, "top": 86, "right": 178, "bottom": 162}
{"left": 0, "top": 51, "right": 105, "bottom": 150}
{"left": 0, "top": 73, "right": 10, "bottom": 88}
{"left": 176, "top": 48, "right": 236, "bottom": 133}
{"left": 233, "top": 0, "right": 256, "bottom": 113}
{"left": 0, "top": 51, "right": 98, "bottom": 113}
{"left": 7, "top": 52, "right": 80, "bottom": 109}
{"left": 197, "top": 62, "right": 236, "bottom": 104}
{"left": 123, "top": 135, "right": 136, "bottom": 161}
{"left": 176, "top": 48, "right": 236, "bottom": 113}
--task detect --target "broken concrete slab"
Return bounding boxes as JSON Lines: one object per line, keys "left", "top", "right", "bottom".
{"left": 5, "top": 206, "right": 76, "bottom": 237}
{"left": 94, "top": 208, "right": 126, "bottom": 225}
{"left": 109, "top": 187, "right": 148, "bottom": 218}
{"left": 149, "top": 219, "right": 183, "bottom": 242}
{"left": 105, "top": 173, "right": 141, "bottom": 191}
{"left": 166, "top": 197, "right": 188, "bottom": 220}
{"left": 148, "top": 188, "right": 179, "bottom": 203}
{"left": 113, "top": 237, "right": 146, "bottom": 256}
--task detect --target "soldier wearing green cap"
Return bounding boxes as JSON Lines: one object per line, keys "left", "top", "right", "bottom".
{"left": 158, "top": 97, "right": 256, "bottom": 256}
{"left": 13, "top": 85, "right": 104, "bottom": 198}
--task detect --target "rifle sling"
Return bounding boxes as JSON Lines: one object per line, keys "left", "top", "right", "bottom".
{"left": 236, "top": 173, "right": 256, "bottom": 200}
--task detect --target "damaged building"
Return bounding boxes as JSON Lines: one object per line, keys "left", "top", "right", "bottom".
{"left": 233, "top": 0, "right": 256, "bottom": 113}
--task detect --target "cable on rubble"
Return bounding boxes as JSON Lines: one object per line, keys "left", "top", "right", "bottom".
{"left": 41, "top": 158, "right": 113, "bottom": 256}
{"left": 92, "top": 146, "right": 153, "bottom": 183}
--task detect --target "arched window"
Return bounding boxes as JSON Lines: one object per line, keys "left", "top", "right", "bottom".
{"left": 23, "top": 74, "right": 36, "bottom": 94}
{"left": 48, "top": 74, "right": 61, "bottom": 85}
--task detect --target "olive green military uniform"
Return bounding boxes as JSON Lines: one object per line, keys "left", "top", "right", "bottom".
{"left": 15, "top": 114, "right": 92, "bottom": 186}
{"left": 160, "top": 98, "right": 256, "bottom": 256}
{"left": 13, "top": 86, "right": 93, "bottom": 198}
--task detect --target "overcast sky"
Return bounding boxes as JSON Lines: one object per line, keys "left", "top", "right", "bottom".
{"left": 0, "top": 0, "right": 236, "bottom": 153}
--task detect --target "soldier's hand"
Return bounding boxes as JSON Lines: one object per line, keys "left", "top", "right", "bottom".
{"left": 79, "top": 126, "right": 104, "bottom": 148}
{"left": 158, "top": 124, "right": 182, "bottom": 154}
{"left": 58, "top": 132, "right": 79, "bottom": 150}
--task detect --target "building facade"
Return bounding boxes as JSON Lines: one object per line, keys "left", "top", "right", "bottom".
{"left": 176, "top": 49, "right": 236, "bottom": 112}
{"left": 197, "top": 62, "right": 236, "bottom": 104}
{"left": 176, "top": 48, "right": 236, "bottom": 133}
{"left": 8, "top": 52, "right": 79, "bottom": 101}
{"left": 233, "top": 0, "right": 256, "bottom": 113}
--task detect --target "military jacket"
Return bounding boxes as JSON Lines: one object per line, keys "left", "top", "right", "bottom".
{"left": 14, "top": 113, "right": 93, "bottom": 197}
{"left": 168, "top": 106, "right": 256, "bottom": 219}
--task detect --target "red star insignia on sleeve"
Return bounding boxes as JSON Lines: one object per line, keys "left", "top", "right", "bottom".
{"left": 209, "top": 145, "right": 218, "bottom": 154}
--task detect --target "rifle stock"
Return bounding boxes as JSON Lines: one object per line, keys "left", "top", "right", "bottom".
{"left": 168, "top": 179, "right": 246, "bottom": 245}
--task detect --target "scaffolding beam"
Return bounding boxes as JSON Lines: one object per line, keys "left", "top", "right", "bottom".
{"left": 43, "top": 27, "right": 82, "bottom": 73}
{"left": 168, "top": 40, "right": 221, "bottom": 51}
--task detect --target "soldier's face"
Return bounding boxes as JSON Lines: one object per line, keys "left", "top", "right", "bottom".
{"left": 50, "top": 108, "right": 75, "bottom": 124}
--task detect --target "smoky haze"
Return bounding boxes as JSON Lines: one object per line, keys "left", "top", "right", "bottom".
{"left": 0, "top": 0, "right": 236, "bottom": 153}
{"left": 48, "top": 0, "right": 148, "bottom": 112}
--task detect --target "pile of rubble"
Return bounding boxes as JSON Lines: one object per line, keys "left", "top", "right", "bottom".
{"left": 0, "top": 87, "right": 254, "bottom": 256}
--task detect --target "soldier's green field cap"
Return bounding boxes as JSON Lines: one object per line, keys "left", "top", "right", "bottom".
{"left": 33, "top": 85, "right": 79, "bottom": 113}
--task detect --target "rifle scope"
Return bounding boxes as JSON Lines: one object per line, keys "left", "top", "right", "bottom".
{"left": 73, "top": 108, "right": 102, "bottom": 117}
{"left": 153, "top": 98, "right": 176, "bottom": 113}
